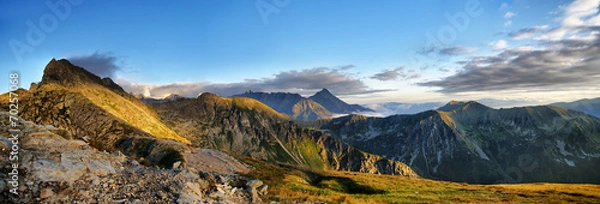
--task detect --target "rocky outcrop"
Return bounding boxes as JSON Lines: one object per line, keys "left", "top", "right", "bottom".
{"left": 0, "top": 86, "right": 152, "bottom": 151}
{"left": 0, "top": 112, "right": 263, "bottom": 203}
{"left": 0, "top": 59, "right": 189, "bottom": 166}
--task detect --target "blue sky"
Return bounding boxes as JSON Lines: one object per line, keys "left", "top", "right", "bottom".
{"left": 2, "top": 0, "right": 599, "bottom": 107}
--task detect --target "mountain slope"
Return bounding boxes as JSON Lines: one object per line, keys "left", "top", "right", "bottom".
{"left": 308, "top": 89, "right": 373, "bottom": 114}
{"left": 0, "top": 59, "right": 189, "bottom": 169}
{"left": 551, "top": 97, "right": 600, "bottom": 118}
{"left": 321, "top": 101, "right": 600, "bottom": 183}
{"left": 151, "top": 93, "right": 416, "bottom": 176}
{"left": 234, "top": 91, "right": 332, "bottom": 120}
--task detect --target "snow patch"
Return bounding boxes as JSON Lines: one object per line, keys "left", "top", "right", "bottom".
{"left": 555, "top": 139, "right": 573, "bottom": 157}
{"left": 472, "top": 143, "right": 490, "bottom": 160}
{"left": 564, "top": 158, "right": 575, "bottom": 167}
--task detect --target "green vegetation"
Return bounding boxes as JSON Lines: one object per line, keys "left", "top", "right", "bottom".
{"left": 240, "top": 157, "right": 600, "bottom": 203}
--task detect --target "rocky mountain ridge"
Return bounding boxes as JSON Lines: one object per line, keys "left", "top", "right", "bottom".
{"left": 321, "top": 101, "right": 600, "bottom": 184}
{"left": 151, "top": 92, "right": 416, "bottom": 177}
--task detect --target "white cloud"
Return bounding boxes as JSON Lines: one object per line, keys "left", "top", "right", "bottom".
{"left": 538, "top": 0, "right": 600, "bottom": 40}
{"left": 370, "top": 67, "right": 421, "bottom": 81}
{"left": 504, "top": 20, "right": 512, "bottom": 27}
{"left": 504, "top": 11, "right": 516, "bottom": 18}
{"left": 499, "top": 2, "right": 509, "bottom": 10}
{"left": 562, "top": 0, "right": 600, "bottom": 27}
{"left": 489, "top": 40, "right": 508, "bottom": 50}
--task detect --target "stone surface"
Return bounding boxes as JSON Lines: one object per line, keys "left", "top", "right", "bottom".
{"left": 0, "top": 112, "right": 266, "bottom": 203}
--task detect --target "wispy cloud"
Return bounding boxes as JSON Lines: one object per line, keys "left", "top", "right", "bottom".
{"left": 438, "top": 46, "right": 478, "bottom": 55}
{"left": 419, "top": 0, "right": 600, "bottom": 94}
{"left": 504, "top": 11, "right": 516, "bottom": 18}
{"left": 68, "top": 52, "right": 121, "bottom": 78}
{"left": 419, "top": 36, "right": 600, "bottom": 93}
{"left": 370, "top": 67, "right": 421, "bottom": 81}
{"left": 489, "top": 39, "right": 508, "bottom": 50}
{"left": 419, "top": 46, "right": 478, "bottom": 56}
{"left": 537, "top": 0, "right": 600, "bottom": 40}
{"left": 508, "top": 25, "right": 548, "bottom": 40}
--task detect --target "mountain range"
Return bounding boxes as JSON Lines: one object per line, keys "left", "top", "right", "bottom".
{"left": 2, "top": 58, "right": 600, "bottom": 202}
{"left": 551, "top": 98, "right": 600, "bottom": 118}
{"left": 319, "top": 100, "right": 600, "bottom": 183}
{"left": 234, "top": 89, "right": 373, "bottom": 120}
{"left": 0, "top": 59, "right": 414, "bottom": 176}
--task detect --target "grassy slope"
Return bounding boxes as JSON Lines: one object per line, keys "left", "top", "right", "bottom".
{"left": 72, "top": 83, "right": 190, "bottom": 144}
{"left": 241, "top": 157, "right": 600, "bottom": 203}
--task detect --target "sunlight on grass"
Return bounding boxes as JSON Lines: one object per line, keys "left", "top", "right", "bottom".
{"left": 240, "top": 157, "right": 600, "bottom": 203}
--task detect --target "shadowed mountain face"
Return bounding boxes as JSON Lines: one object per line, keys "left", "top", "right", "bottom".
{"left": 151, "top": 93, "right": 416, "bottom": 176}
{"left": 0, "top": 59, "right": 417, "bottom": 178}
{"left": 0, "top": 59, "right": 193, "bottom": 169}
{"left": 551, "top": 98, "right": 600, "bottom": 118}
{"left": 321, "top": 101, "right": 600, "bottom": 184}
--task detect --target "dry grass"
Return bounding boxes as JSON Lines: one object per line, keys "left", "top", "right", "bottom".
{"left": 74, "top": 84, "right": 190, "bottom": 144}
{"left": 240, "top": 157, "right": 600, "bottom": 203}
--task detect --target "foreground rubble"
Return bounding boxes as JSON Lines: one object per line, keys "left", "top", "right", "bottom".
{"left": 0, "top": 112, "right": 268, "bottom": 203}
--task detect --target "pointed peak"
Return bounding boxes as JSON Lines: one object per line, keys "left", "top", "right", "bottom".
{"left": 317, "top": 88, "right": 332, "bottom": 94}
{"left": 40, "top": 58, "right": 129, "bottom": 95}
{"left": 41, "top": 58, "right": 102, "bottom": 86}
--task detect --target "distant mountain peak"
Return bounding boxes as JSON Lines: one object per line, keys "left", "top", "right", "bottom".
{"left": 309, "top": 89, "right": 373, "bottom": 114}
{"left": 164, "top": 93, "right": 183, "bottom": 100}
{"left": 314, "top": 88, "right": 334, "bottom": 97}
{"left": 438, "top": 100, "right": 490, "bottom": 112}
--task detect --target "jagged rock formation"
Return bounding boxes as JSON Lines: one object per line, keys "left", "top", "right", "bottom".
{"left": 322, "top": 101, "right": 600, "bottom": 184}
{"left": 152, "top": 93, "right": 417, "bottom": 177}
{"left": 0, "top": 112, "right": 265, "bottom": 203}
